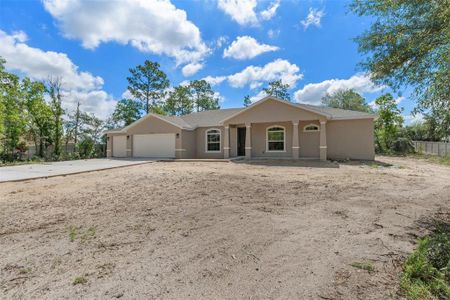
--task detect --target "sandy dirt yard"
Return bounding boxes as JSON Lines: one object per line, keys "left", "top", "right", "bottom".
{"left": 1, "top": 156, "right": 449, "bottom": 299}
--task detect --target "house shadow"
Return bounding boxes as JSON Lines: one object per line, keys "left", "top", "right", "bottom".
{"left": 232, "top": 158, "right": 340, "bottom": 169}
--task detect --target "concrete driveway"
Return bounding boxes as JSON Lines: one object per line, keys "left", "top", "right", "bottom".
{"left": 0, "top": 159, "right": 154, "bottom": 182}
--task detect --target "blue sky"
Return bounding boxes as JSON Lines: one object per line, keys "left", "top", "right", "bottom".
{"left": 0, "top": 0, "right": 419, "bottom": 122}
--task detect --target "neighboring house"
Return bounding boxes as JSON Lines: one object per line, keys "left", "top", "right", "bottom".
{"left": 105, "top": 96, "right": 376, "bottom": 161}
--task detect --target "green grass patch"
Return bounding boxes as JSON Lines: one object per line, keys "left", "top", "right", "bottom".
{"left": 73, "top": 276, "right": 88, "bottom": 285}
{"left": 351, "top": 261, "right": 375, "bottom": 273}
{"left": 400, "top": 218, "right": 450, "bottom": 299}
{"left": 68, "top": 226, "right": 96, "bottom": 242}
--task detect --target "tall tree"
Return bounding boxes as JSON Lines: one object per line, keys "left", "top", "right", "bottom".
{"left": 374, "top": 93, "right": 404, "bottom": 153}
{"left": 112, "top": 98, "right": 142, "bottom": 126}
{"left": 165, "top": 86, "right": 193, "bottom": 116}
{"left": 321, "top": 89, "right": 372, "bottom": 112}
{"left": 23, "top": 78, "right": 53, "bottom": 157}
{"left": 80, "top": 112, "right": 105, "bottom": 143}
{"left": 47, "top": 77, "right": 64, "bottom": 157}
{"left": 243, "top": 95, "right": 251, "bottom": 107}
{"left": 351, "top": 0, "right": 450, "bottom": 140}
{"left": 64, "top": 101, "right": 83, "bottom": 152}
{"left": 127, "top": 60, "right": 170, "bottom": 114}
{"left": 189, "top": 80, "right": 220, "bottom": 112}
{"left": 0, "top": 58, "right": 25, "bottom": 160}
{"left": 262, "top": 80, "right": 290, "bottom": 101}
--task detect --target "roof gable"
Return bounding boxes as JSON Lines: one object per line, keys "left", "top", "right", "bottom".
{"left": 220, "top": 96, "right": 329, "bottom": 124}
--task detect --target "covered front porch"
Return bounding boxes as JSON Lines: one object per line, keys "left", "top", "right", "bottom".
{"left": 222, "top": 120, "right": 328, "bottom": 161}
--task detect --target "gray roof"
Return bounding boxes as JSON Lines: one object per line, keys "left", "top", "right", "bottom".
{"left": 178, "top": 108, "right": 243, "bottom": 127}
{"left": 295, "top": 103, "right": 376, "bottom": 119}
{"left": 159, "top": 104, "right": 375, "bottom": 129}
{"left": 112, "top": 97, "right": 376, "bottom": 133}
{"left": 157, "top": 114, "right": 194, "bottom": 129}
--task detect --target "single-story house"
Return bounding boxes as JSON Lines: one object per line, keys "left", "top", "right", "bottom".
{"left": 105, "top": 96, "right": 376, "bottom": 161}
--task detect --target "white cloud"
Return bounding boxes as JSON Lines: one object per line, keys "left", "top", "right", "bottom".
{"left": 215, "top": 36, "right": 228, "bottom": 48}
{"left": 294, "top": 73, "right": 383, "bottom": 105}
{"left": 395, "top": 96, "right": 405, "bottom": 104}
{"left": 0, "top": 30, "right": 116, "bottom": 118}
{"left": 218, "top": 0, "right": 281, "bottom": 26}
{"left": 223, "top": 36, "right": 279, "bottom": 60}
{"left": 249, "top": 90, "right": 268, "bottom": 103}
{"left": 404, "top": 113, "right": 424, "bottom": 125}
{"left": 369, "top": 95, "right": 404, "bottom": 109}
{"left": 0, "top": 30, "right": 103, "bottom": 91}
{"left": 260, "top": 0, "right": 280, "bottom": 21}
{"left": 218, "top": 0, "right": 258, "bottom": 26}
{"left": 181, "top": 62, "right": 204, "bottom": 77}
{"left": 63, "top": 90, "right": 116, "bottom": 119}
{"left": 227, "top": 59, "right": 302, "bottom": 89}
{"left": 202, "top": 75, "right": 227, "bottom": 86}
{"left": 43, "top": 0, "right": 209, "bottom": 69}
{"left": 204, "top": 59, "right": 302, "bottom": 89}
{"left": 267, "top": 29, "right": 280, "bottom": 39}
{"left": 301, "top": 8, "right": 325, "bottom": 30}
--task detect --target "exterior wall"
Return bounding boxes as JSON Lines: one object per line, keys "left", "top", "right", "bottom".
{"left": 180, "top": 129, "right": 196, "bottom": 159}
{"left": 327, "top": 119, "right": 375, "bottom": 160}
{"left": 107, "top": 133, "right": 128, "bottom": 157}
{"left": 299, "top": 120, "right": 320, "bottom": 158}
{"left": 229, "top": 127, "right": 238, "bottom": 157}
{"left": 224, "top": 98, "right": 324, "bottom": 125}
{"left": 195, "top": 126, "right": 224, "bottom": 159}
{"left": 251, "top": 122, "right": 293, "bottom": 158}
{"left": 127, "top": 115, "right": 182, "bottom": 157}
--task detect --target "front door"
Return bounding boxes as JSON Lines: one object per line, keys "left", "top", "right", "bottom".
{"left": 237, "top": 127, "right": 246, "bottom": 156}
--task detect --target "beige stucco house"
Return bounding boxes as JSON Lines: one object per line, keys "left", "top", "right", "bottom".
{"left": 106, "top": 96, "right": 376, "bottom": 161}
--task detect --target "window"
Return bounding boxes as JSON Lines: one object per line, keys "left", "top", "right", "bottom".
{"left": 267, "top": 126, "right": 285, "bottom": 152}
{"left": 304, "top": 124, "right": 320, "bottom": 132}
{"left": 206, "top": 129, "right": 221, "bottom": 152}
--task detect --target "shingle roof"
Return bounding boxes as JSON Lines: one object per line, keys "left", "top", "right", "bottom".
{"left": 157, "top": 114, "right": 195, "bottom": 129}
{"left": 295, "top": 103, "right": 376, "bottom": 119}
{"left": 111, "top": 97, "right": 376, "bottom": 133}
{"left": 179, "top": 108, "right": 243, "bottom": 127}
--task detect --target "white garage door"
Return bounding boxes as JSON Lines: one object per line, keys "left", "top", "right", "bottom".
{"left": 133, "top": 134, "right": 175, "bottom": 158}
{"left": 113, "top": 135, "right": 127, "bottom": 157}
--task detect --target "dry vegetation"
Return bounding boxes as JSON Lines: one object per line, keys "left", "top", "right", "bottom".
{"left": 1, "top": 156, "right": 449, "bottom": 299}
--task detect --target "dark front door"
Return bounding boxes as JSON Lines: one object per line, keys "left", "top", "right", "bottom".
{"left": 237, "top": 127, "right": 246, "bottom": 156}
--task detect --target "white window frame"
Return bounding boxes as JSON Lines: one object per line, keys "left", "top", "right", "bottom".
{"left": 205, "top": 128, "right": 221, "bottom": 153}
{"left": 266, "top": 125, "right": 286, "bottom": 152}
{"left": 303, "top": 123, "right": 320, "bottom": 132}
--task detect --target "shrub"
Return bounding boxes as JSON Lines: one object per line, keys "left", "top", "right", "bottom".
{"left": 73, "top": 276, "right": 87, "bottom": 285}
{"left": 392, "top": 137, "right": 414, "bottom": 154}
{"left": 401, "top": 218, "right": 450, "bottom": 299}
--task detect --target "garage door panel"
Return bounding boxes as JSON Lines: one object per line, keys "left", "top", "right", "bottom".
{"left": 133, "top": 134, "right": 175, "bottom": 158}
{"left": 113, "top": 136, "right": 127, "bottom": 157}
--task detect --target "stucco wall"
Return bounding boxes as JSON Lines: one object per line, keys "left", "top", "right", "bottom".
{"left": 224, "top": 98, "right": 324, "bottom": 125}
{"left": 106, "top": 133, "right": 129, "bottom": 157}
{"left": 230, "top": 127, "right": 237, "bottom": 157}
{"left": 327, "top": 119, "right": 375, "bottom": 160}
{"left": 129, "top": 116, "right": 183, "bottom": 156}
{"left": 299, "top": 120, "right": 320, "bottom": 158}
{"left": 181, "top": 129, "right": 196, "bottom": 159}
{"left": 250, "top": 122, "right": 293, "bottom": 158}
{"left": 195, "top": 126, "right": 224, "bottom": 159}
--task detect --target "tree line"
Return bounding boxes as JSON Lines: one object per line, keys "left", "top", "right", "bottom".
{"left": 0, "top": 57, "right": 107, "bottom": 162}
{"left": 0, "top": 58, "right": 222, "bottom": 162}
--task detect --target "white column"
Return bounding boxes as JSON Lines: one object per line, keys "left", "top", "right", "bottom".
{"left": 245, "top": 123, "right": 252, "bottom": 159}
{"left": 292, "top": 122, "right": 299, "bottom": 159}
{"left": 223, "top": 126, "right": 230, "bottom": 159}
{"left": 319, "top": 121, "right": 327, "bottom": 161}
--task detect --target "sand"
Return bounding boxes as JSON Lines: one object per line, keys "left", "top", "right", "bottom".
{"left": 1, "top": 156, "right": 449, "bottom": 299}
